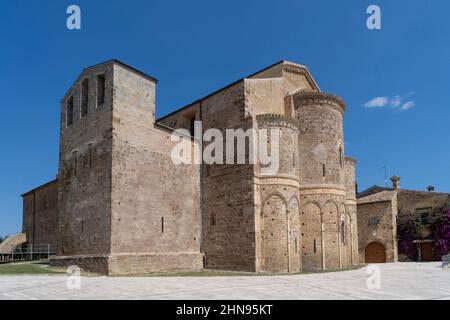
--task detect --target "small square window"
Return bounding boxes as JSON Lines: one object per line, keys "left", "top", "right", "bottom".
{"left": 420, "top": 212, "right": 430, "bottom": 224}
{"left": 368, "top": 216, "right": 379, "bottom": 226}
{"left": 416, "top": 208, "right": 432, "bottom": 224}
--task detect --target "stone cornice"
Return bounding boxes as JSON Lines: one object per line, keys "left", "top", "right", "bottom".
{"left": 254, "top": 175, "right": 300, "bottom": 188}
{"left": 256, "top": 114, "right": 299, "bottom": 133}
{"left": 293, "top": 91, "right": 346, "bottom": 113}
{"left": 298, "top": 184, "right": 347, "bottom": 196}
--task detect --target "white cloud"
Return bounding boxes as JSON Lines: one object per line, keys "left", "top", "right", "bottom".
{"left": 363, "top": 93, "right": 416, "bottom": 111}
{"left": 364, "top": 97, "right": 389, "bottom": 108}
{"left": 400, "top": 101, "right": 415, "bottom": 111}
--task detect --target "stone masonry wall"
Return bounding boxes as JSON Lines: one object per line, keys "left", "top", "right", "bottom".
{"left": 254, "top": 115, "right": 301, "bottom": 273}
{"left": 397, "top": 190, "right": 450, "bottom": 219}
{"left": 344, "top": 157, "right": 359, "bottom": 264}
{"left": 22, "top": 180, "right": 58, "bottom": 247}
{"left": 200, "top": 81, "right": 257, "bottom": 271}
{"left": 109, "top": 64, "right": 203, "bottom": 274}
{"left": 293, "top": 91, "right": 351, "bottom": 271}
{"left": 357, "top": 192, "right": 398, "bottom": 263}
{"left": 293, "top": 92, "right": 345, "bottom": 187}
{"left": 57, "top": 62, "right": 114, "bottom": 257}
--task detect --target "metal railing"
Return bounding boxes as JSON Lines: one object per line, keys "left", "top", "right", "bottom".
{"left": 443, "top": 255, "right": 450, "bottom": 268}
{"left": 5, "top": 244, "right": 57, "bottom": 262}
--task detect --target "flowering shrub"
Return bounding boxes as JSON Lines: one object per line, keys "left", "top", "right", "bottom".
{"left": 397, "top": 208, "right": 450, "bottom": 261}
{"left": 397, "top": 217, "right": 418, "bottom": 260}
{"left": 432, "top": 210, "right": 450, "bottom": 260}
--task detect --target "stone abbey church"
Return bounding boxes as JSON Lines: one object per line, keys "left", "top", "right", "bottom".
{"left": 17, "top": 59, "right": 449, "bottom": 275}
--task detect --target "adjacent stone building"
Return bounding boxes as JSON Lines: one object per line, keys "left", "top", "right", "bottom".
{"left": 21, "top": 179, "right": 58, "bottom": 249}
{"left": 357, "top": 177, "right": 450, "bottom": 263}
{"left": 19, "top": 59, "right": 361, "bottom": 275}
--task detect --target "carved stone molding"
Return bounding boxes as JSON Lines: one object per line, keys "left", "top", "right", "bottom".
{"left": 256, "top": 113, "right": 299, "bottom": 133}
{"left": 293, "top": 91, "right": 346, "bottom": 113}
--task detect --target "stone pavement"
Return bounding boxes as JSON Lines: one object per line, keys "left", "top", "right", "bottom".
{"left": 0, "top": 263, "right": 449, "bottom": 300}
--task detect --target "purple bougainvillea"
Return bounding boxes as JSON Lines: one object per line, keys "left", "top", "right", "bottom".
{"left": 398, "top": 209, "right": 450, "bottom": 261}
{"left": 432, "top": 210, "right": 450, "bottom": 260}
{"left": 397, "top": 217, "right": 418, "bottom": 261}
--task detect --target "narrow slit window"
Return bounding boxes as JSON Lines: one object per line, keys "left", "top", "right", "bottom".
{"left": 97, "top": 74, "right": 105, "bottom": 106}
{"left": 81, "top": 79, "right": 89, "bottom": 117}
{"left": 313, "top": 239, "right": 317, "bottom": 254}
{"left": 161, "top": 217, "right": 165, "bottom": 233}
{"left": 67, "top": 96, "right": 74, "bottom": 126}
{"left": 322, "top": 164, "right": 326, "bottom": 177}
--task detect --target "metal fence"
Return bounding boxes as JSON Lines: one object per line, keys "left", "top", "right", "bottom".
{"left": 0, "top": 244, "right": 57, "bottom": 263}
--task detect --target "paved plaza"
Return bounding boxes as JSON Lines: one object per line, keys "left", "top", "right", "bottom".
{"left": 0, "top": 262, "right": 449, "bottom": 300}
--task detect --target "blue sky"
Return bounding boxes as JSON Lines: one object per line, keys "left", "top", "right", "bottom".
{"left": 1, "top": 0, "right": 449, "bottom": 236}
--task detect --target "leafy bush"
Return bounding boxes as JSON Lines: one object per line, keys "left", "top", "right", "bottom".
{"left": 397, "top": 208, "right": 450, "bottom": 261}
{"left": 397, "top": 217, "right": 418, "bottom": 260}
{"left": 432, "top": 210, "right": 450, "bottom": 260}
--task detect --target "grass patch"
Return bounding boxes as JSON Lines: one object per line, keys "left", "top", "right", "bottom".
{"left": 132, "top": 270, "right": 261, "bottom": 277}
{"left": 0, "top": 261, "right": 366, "bottom": 277}
{"left": 118, "top": 264, "right": 366, "bottom": 277}
{"left": 0, "top": 261, "right": 66, "bottom": 275}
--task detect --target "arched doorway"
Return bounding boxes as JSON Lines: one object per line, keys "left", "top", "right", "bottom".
{"left": 365, "top": 242, "right": 386, "bottom": 263}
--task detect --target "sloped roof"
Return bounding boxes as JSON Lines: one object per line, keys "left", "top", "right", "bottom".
{"left": 358, "top": 185, "right": 450, "bottom": 200}
{"left": 21, "top": 179, "right": 58, "bottom": 197}
{"left": 357, "top": 185, "right": 391, "bottom": 199}
{"left": 357, "top": 190, "right": 396, "bottom": 205}
{"left": 156, "top": 60, "right": 320, "bottom": 122}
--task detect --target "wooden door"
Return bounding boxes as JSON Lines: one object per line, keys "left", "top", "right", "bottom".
{"left": 365, "top": 242, "right": 386, "bottom": 263}
{"left": 421, "top": 243, "right": 435, "bottom": 262}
